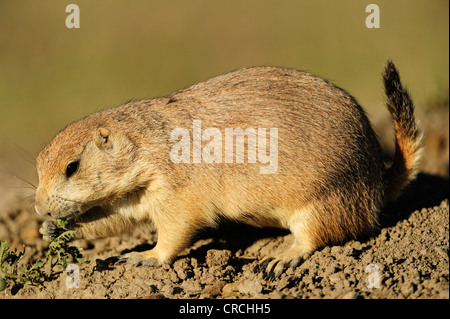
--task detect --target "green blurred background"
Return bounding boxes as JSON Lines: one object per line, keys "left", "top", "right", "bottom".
{"left": 0, "top": 0, "right": 448, "bottom": 159}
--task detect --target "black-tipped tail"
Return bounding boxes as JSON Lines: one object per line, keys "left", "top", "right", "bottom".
{"left": 383, "top": 60, "right": 422, "bottom": 201}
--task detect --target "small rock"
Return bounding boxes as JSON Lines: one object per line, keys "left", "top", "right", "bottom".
{"left": 202, "top": 280, "right": 227, "bottom": 297}
{"left": 222, "top": 282, "right": 240, "bottom": 298}
{"left": 268, "top": 290, "right": 284, "bottom": 299}
{"left": 361, "top": 252, "right": 373, "bottom": 264}
{"left": 331, "top": 246, "right": 343, "bottom": 256}
{"left": 173, "top": 258, "right": 194, "bottom": 280}
{"left": 329, "top": 272, "right": 345, "bottom": 285}
{"left": 344, "top": 246, "right": 355, "bottom": 256}
{"left": 238, "top": 280, "right": 263, "bottom": 295}
{"left": 181, "top": 278, "right": 203, "bottom": 294}
{"left": 206, "top": 249, "right": 232, "bottom": 268}
{"left": 341, "top": 291, "right": 360, "bottom": 299}
{"left": 167, "top": 268, "right": 181, "bottom": 283}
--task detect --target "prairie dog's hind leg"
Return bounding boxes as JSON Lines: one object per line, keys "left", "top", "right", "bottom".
{"left": 255, "top": 234, "right": 315, "bottom": 279}
{"left": 254, "top": 207, "right": 317, "bottom": 279}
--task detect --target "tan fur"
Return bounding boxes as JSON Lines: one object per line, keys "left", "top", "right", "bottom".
{"left": 35, "top": 61, "right": 421, "bottom": 277}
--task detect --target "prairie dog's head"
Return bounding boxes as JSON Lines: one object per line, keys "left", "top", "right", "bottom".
{"left": 35, "top": 118, "right": 143, "bottom": 219}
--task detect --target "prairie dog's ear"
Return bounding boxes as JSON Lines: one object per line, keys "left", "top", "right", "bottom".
{"left": 94, "top": 127, "right": 112, "bottom": 149}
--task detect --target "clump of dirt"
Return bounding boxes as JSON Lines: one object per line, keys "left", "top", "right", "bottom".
{"left": 0, "top": 109, "right": 448, "bottom": 299}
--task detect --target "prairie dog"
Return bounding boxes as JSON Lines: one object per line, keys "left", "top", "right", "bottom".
{"left": 35, "top": 60, "right": 421, "bottom": 277}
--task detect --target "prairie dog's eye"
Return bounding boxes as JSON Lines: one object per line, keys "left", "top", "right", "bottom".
{"left": 65, "top": 161, "right": 79, "bottom": 178}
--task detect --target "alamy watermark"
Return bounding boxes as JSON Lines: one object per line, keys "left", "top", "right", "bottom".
{"left": 170, "top": 120, "right": 279, "bottom": 174}
{"left": 65, "top": 264, "right": 80, "bottom": 288}
{"left": 65, "top": 4, "right": 380, "bottom": 30}
{"left": 65, "top": 4, "right": 80, "bottom": 29}
{"left": 365, "top": 263, "right": 381, "bottom": 288}
{"left": 365, "top": 4, "right": 380, "bottom": 29}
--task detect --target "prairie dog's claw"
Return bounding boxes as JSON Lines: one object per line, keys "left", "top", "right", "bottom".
{"left": 39, "top": 221, "right": 64, "bottom": 240}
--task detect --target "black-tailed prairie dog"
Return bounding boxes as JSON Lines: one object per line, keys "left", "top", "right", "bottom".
{"left": 36, "top": 60, "right": 422, "bottom": 278}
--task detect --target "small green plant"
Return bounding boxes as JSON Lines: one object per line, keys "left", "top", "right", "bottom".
{"left": 0, "top": 218, "right": 89, "bottom": 291}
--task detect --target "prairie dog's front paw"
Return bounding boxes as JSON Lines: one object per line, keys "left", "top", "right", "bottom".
{"left": 118, "top": 250, "right": 163, "bottom": 267}
{"left": 39, "top": 221, "right": 64, "bottom": 240}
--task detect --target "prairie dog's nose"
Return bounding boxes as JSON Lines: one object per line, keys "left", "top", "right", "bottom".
{"left": 35, "top": 200, "right": 50, "bottom": 216}
{"left": 35, "top": 187, "right": 51, "bottom": 216}
{"left": 35, "top": 204, "right": 46, "bottom": 216}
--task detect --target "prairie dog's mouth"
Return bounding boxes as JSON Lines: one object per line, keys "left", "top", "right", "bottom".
{"left": 51, "top": 209, "right": 81, "bottom": 220}
{"left": 53, "top": 206, "right": 98, "bottom": 222}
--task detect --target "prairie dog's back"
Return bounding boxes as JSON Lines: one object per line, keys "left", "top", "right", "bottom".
{"left": 148, "top": 66, "right": 385, "bottom": 199}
